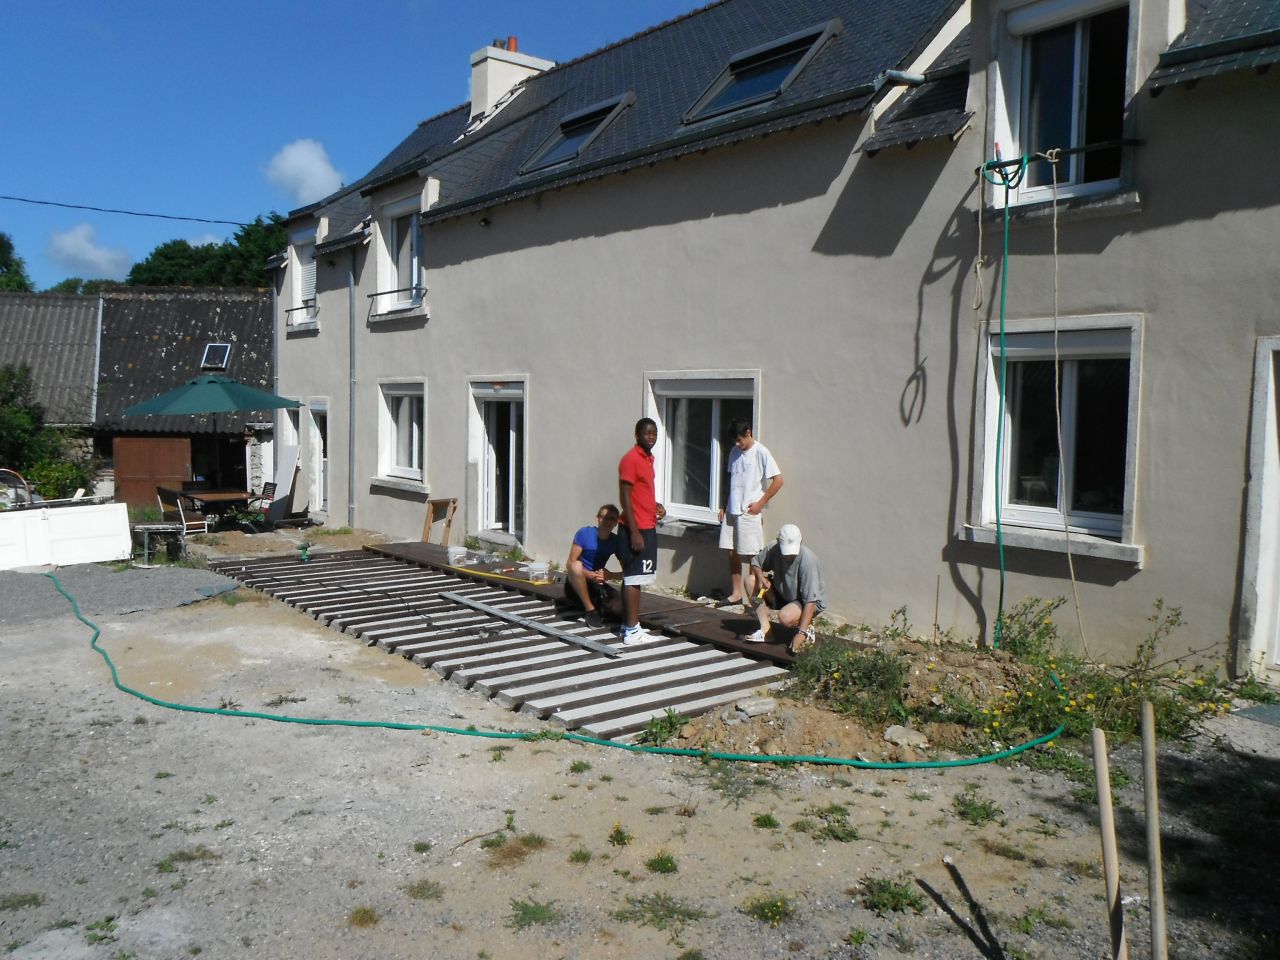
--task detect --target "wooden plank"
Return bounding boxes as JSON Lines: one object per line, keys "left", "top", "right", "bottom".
{"left": 520, "top": 658, "right": 762, "bottom": 719}
{"left": 493, "top": 647, "right": 730, "bottom": 711}
{"left": 579, "top": 680, "right": 790, "bottom": 741}
{"left": 551, "top": 665, "right": 789, "bottom": 729}
{"left": 467, "top": 639, "right": 695, "bottom": 694}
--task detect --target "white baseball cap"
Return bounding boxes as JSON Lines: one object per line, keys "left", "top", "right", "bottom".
{"left": 777, "top": 524, "right": 802, "bottom": 556}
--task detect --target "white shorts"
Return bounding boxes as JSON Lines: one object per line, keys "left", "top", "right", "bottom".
{"left": 719, "top": 512, "right": 764, "bottom": 555}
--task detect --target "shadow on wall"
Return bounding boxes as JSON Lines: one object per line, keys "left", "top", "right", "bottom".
{"left": 425, "top": 118, "right": 863, "bottom": 268}
{"left": 660, "top": 525, "right": 724, "bottom": 599}
{"left": 812, "top": 138, "right": 954, "bottom": 259}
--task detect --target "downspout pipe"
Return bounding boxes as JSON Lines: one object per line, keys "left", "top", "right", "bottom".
{"left": 347, "top": 249, "right": 357, "bottom": 529}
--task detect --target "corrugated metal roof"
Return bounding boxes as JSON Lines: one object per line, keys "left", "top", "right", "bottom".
{"left": 0, "top": 292, "right": 99, "bottom": 425}
{"left": 289, "top": 0, "right": 964, "bottom": 231}
{"left": 95, "top": 288, "right": 273, "bottom": 436}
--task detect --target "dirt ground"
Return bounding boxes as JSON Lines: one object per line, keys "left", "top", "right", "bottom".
{"left": 2, "top": 538, "right": 1277, "bottom": 959}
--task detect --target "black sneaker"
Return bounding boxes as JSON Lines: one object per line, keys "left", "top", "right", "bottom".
{"left": 584, "top": 610, "right": 605, "bottom": 630}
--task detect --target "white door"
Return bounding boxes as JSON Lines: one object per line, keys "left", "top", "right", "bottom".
{"left": 309, "top": 403, "right": 329, "bottom": 513}
{"left": 1244, "top": 342, "right": 1280, "bottom": 678}
{"left": 473, "top": 382, "right": 525, "bottom": 538}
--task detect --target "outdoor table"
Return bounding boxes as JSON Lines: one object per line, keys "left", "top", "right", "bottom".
{"left": 183, "top": 490, "right": 255, "bottom": 526}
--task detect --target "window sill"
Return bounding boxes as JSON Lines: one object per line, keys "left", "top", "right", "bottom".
{"left": 983, "top": 189, "right": 1141, "bottom": 226}
{"left": 962, "top": 523, "right": 1144, "bottom": 566}
{"left": 369, "top": 476, "right": 428, "bottom": 496}
{"left": 285, "top": 319, "right": 319, "bottom": 335}
{"left": 370, "top": 304, "right": 428, "bottom": 325}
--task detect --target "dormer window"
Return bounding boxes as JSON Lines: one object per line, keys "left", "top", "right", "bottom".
{"left": 201, "top": 343, "right": 231, "bottom": 370}
{"left": 520, "top": 93, "right": 636, "bottom": 175}
{"left": 684, "top": 19, "right": 842, "bottom": 124}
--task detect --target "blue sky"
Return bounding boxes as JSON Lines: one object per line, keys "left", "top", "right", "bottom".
{"left": 0, "top": 0, "right": 699, "bottom": 290}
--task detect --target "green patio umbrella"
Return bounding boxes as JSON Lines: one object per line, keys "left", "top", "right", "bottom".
{"left": 120, "top": 375, "right": 301, "bottom": 417}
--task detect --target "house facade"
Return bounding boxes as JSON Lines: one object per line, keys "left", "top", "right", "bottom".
{"left": 272, "top": 0, "right": 1280, "bottom": 677}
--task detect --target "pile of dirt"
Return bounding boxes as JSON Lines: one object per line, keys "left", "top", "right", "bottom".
{"left": 677, "top": 639, "right": 1038, "bottom": 762}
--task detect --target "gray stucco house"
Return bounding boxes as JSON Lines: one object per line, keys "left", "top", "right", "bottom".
{"left": 271, "top": 0, "right": 1280, "bottom": 679}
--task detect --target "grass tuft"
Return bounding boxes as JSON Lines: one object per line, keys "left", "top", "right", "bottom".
{"left": 858, "top": 875, "right": 925, "bottom": 916}
{"left": 507, "top": 898, "right": 559, "bottom": 930}
{"left": 404, "top": 878, "right": 444, "bottom": 901}
{"left": 347, "top": 906, "right": 379, "bottom": 927}
{"left": 741, "top": 894, "right": 796, "bottom": 926}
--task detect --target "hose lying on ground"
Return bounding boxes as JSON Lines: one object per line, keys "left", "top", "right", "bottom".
{"left": 44, "top": 571, "right": 1065, "bottom": 770}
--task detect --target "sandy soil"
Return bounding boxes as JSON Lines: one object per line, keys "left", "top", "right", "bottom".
{"left": 1, "top": 549, "right": 1277, "bottom": 960}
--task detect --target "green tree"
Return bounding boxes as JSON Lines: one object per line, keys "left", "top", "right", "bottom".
{"left": 126, "top": 214, "right": 285, "bottom": 288}
{"left": 0, "top": 232, "right": 35, "bottom": 292}
{"left": 45, "top": 277, "right": 121, "bottom": 295}
{"left": 0, "top": 364, "right": 93, "bottom": 497}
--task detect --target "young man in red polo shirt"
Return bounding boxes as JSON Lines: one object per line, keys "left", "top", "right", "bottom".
{"left": 616, "top": 417, "right": 665, "bottom": 645}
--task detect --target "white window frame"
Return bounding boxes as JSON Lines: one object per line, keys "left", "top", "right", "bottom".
{"left": 288, "top": 227, "right": 317, "bottom": 324}
{"left": 375, "top": 195, "right": 423, "bottom": 315}
{"left": 644, "top": 370, "right": 760, "bottom": 525}
{"left": 981, "top": 315, "right": 1141, "bottom": 543}
{"left": 377, "top": 380, "right": 426, "bottom": 483}
{"left": 989, "top": 0, "right": 1131, "bottom": 206}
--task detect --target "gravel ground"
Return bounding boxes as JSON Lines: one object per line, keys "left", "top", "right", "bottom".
{"left": 1, "top": 557, "right": 1277, "bottom": 960}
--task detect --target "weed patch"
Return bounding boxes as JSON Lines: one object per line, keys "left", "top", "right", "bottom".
{"left": 608, "top": 822, "right": 633, "bottom": 847}
{"left": 645, "top": 851, "right": 678, "bottom": 874}
{"left": 83, "top": 916, "right": 118, "bottom": 945}
{"left": 507, "top": 898, "right": 558, "bottom": 930}
{"left": 404, "top": 878, "right": 444, "bottom": 901}
{"left": 1, "top": 893, "right": 43, "bottom": 911}
{"left": 752, "top": 812, "right": 780, "bottom": 829}
{"left": 347, "top": 906, "right": 379, "bottom": 927}
{"left": 788, "top": 643, "right": 908, "bottom": 725}
{"left": 952, "top": 788, "right": 1002, "bottom": 825}
{"left": 741, "top": 894, "right": 795, "bottom": 926}
{"left": 858, "top": 875, "right": 925, "bottom": 916}
{"left": 612, "top": 892, "right": 709, "bottom": 937}
{"left": 637, "top": 708, "right": 686, "bottom": 746}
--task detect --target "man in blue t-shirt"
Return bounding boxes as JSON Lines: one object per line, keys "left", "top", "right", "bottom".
{"left": 565, "top": 503, "right": 622, "bottom": 629}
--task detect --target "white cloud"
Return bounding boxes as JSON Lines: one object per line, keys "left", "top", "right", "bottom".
{"left": 266, "top": 139, "right": 343, "bottom": 205}
{"left": 46, "top": 224, "right": 131, "bottom": 279}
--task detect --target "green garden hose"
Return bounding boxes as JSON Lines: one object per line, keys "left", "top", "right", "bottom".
{"left": 980, "top": 154, "right": 1030, "bottom": 650}
{"left": 44, "top": 571, "right": 1063, "bottom": 770}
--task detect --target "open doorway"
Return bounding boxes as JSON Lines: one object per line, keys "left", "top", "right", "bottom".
{"left": 471, "top": 381, "right": 525, "bottom": 540}
{"left": 1243, "top": 341, "right": 1280, "bottom": 680}
{"left": 309, "top": 402, "right": 329, "bottom": 514}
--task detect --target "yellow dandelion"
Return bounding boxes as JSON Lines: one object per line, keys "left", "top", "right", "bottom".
{"left": 1086, "top": 693, "right": 1095, "bottom": 700}
{"left": 1069, "top": 699, "right": 1077, "bottom": 707}
{"left": 992, "top": 721, "right": 1001, "bottom": 728}
{"left": 1064, "top": 706, "right": 1073, "bottom": 713}
{"left": 926, "top": 663, "right": 935, "bottom": 671}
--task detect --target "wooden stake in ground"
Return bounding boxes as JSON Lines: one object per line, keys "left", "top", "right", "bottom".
{"left": 1142, "top": 701, "right": 1169, "bottom": 960}
{"left": 1092, "top": 726, "right": 1129, "bottom": 960}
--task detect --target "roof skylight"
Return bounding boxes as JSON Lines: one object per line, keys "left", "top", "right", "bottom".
{"left": 519, "top": 92, "right": 636, "bottom": 175}
{"left": 201, "top": 343, "right": 231, "bottom": 370}
{"left": 684, "top": 19, "right": 843, "bottom": 124}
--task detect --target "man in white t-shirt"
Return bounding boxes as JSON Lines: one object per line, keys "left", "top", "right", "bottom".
{"left": 716, "top": 417, "right": 783, "bottom": 606}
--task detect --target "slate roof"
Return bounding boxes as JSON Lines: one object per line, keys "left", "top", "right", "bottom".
{"left": 1149, "top": 0, "right": 1280, "bottom": 90}
{"left": 95, "top": 289, "right": 273, "bottom": 435}
{"left": 860, "top": 26, "right": 971, "bottom": 155}
{"left": 0, "top": 292, "right": 99, "bottom": 426}
{"left": 290, "top": 0, "right": 964, "bottom": 237}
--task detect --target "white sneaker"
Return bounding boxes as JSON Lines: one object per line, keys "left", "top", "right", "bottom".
{"left": 743, "top": 628, "right": 769, "bottom": 643}
{"left": 621, "top": 625, "right": 657, "bottom": 646}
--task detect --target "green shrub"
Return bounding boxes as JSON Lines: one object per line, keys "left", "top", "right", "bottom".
{"left": 27, "top": 458, "right": 93, "bottom": 499}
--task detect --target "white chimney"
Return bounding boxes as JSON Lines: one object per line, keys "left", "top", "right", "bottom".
{"left": 469, "top": 36, "right": 555, "bottom": 119}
